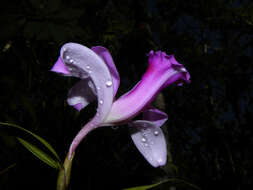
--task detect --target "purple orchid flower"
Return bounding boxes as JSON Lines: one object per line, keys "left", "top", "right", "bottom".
{"left": 51, "top": 43, "right": 190, "bottom": 168}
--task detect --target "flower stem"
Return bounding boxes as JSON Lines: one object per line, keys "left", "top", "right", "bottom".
{"left": 57, "top": 152, "right": 75, "bottom": 190}
{"left": 68, "top": 122, "right": 94, "bottom": 158}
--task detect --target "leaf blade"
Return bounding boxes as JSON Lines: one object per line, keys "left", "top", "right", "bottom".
{"left": 0, "top": 122, "right": 61, "bottom": 162}
{"left": 17, "top": 137, "right": 60, "bottom": 169}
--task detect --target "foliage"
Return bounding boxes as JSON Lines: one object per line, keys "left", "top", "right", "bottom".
{"left": 0, "top": 0, "right": 252, "bottom": 189}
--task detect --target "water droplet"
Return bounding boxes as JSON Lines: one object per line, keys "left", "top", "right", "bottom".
{"left": 66, "top": 55, "right": 70, "bottom": 60}
{"left": 88, "top": 70, "right": 92, "bottom": 74}
{"left": 88, "top": 81, "right": 93, "bottom": 88}
{"left": 69, "top": 59, "right": 74, "bottom": 63}
{"left": 106, "top": 80, "right": 112, "bottom": 87}
{"left": 86, "top": 65, "right": 90, "bottom": 69}
{"left": 180, "top": 68, "right": 186, "bottom": 72}
{"left": 154, "top": 131, "right": 159, "bottom": 136}
{"left": 144, "top": 143, "right": 148, "bottom": 147}
{"left": 99, "top": 100, "right": 103, "bottom": 104}
{"left": 141, "top": 137, "right": 146, "bottom": 142}
{"left": 97, "top": 87, "right": 100, "bottom": 90}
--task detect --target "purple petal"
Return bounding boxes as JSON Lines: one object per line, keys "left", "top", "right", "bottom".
{"left": 73, "top": 103, "right": 84, "bottom": 112}
{"left": 67, "top": 79, "right": 96, "bottom": 111}
{"left": 91, "top": 46, "right": 120, "bottom": 97}
{"left": 104, "top": 51, "right": 190, "bottom": 124}
{"left": 143, "top": 107, "right": 168, "bottom": 127}
{"left": 129, "top": 120, "right": 167, "bottom": 167}
{"left": 50, "top": 57, "right": 71, "bottom": 75}
{"left": 163, "top": 55, "right": 191, "bottom": 87}
{"left": 55, "top": 43, "right": 114, "bottom": 154}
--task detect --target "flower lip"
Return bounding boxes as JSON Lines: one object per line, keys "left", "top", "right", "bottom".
{"left": 147, "top": 50, "right": 172, "bottom": 70}
{"left": 104, "top": 50, "right": 190, "bottom": 124}
{"left": 148, "top": 50, "right": 185, "bottom": 72}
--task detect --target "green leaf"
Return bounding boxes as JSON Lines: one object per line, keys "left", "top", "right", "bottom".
{"left": 123, "top": 178, "right": 201, "bottom": 190}
{"left": 123, "top": 184, "right": 157, "bottom": 190}
{"left": 17, "top": 137, "right": 60, "bottom": 169}
{"left": 0, "top": 122, "right": 61, "bottom": 162}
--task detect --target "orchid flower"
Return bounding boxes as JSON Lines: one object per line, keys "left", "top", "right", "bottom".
{"left": 51, "top": 43, "right": 190, "bottom": 189}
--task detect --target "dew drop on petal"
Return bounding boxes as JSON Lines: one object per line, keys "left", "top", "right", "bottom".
{"left": 180, "top": 67, "right": 186, "bottom": 72}
{"left": 97, "top": 86, "right": 100, "bottom": 90}
{"left": 86, "top": 65, "right": 90, "bottom": 69}
{"left": 66, "top": 55, "right": 70, "bottom": 60}
{"left": 99, "top": 100, "right": 103, "bottom": 104}
{"left": 69, "top": 59, "right": 74, "bottom": 63}
{"left": 88, "top": 70, "right": 92, "bottom": 74}
{"left": 141, "top": 137, "right": 146, "bottom": 142}
{"left": 154, "top": 131, "right": 159, "bottom": 136}
{"left": 144, "top": 143, "right": 149, "bottom": 147}
{"left": 88, "top": 81, "right": 93, "bottom": 88}
{"left": 106, "top": 80, "right": 112, "bottom": 87}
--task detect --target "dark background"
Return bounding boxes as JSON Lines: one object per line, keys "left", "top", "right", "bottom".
{"left": 0, "top": 0, "right": 253, "bottom": 189}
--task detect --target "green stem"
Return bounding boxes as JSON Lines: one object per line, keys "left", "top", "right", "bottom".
{"left": 57, "top": 152, "right": 75, "bottom": 190}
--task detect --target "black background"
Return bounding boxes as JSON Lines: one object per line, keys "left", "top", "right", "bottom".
{"left": 0, "top": 0, "right": 253, "bottom": 189}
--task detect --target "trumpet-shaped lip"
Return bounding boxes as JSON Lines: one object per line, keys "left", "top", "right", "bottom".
{"left": 104, "top": 51, "right": 190, "bottom": 124}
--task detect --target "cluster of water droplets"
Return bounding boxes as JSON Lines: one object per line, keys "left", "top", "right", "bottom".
{"left": 63, "top": 53, "right": 74, "bottom": 70}
{"left": 62, "top": 49, "right": 94, "bottom": 78}
{"left": 141, "top": 127, "right": 150, "bottom": 147}
{"left": 138, "top": 124, "right": 161, "bottom": 163}
{"left": 140, "top": 125, "right": 160, "bottom": 147}
{"left": 86, "top": 65, "right": 92, "bottom": 74}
